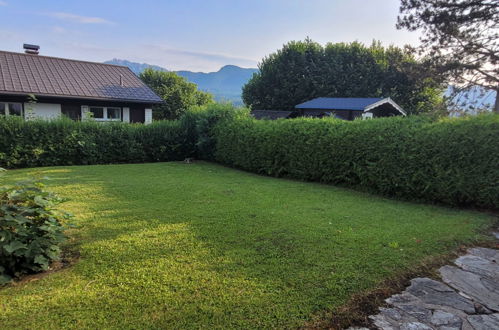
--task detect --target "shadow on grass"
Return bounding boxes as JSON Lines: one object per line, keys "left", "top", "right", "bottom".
{"left": 2, "top": 162, "right": 496, "bottom": 328}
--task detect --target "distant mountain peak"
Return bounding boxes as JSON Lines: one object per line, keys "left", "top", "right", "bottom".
{"left": 105, "top": 59, "right": 258, "bottom": 104}
{"left": 104, "top": 59, "right": 169, "bottom": 74}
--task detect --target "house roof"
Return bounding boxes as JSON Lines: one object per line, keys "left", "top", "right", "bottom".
{"left": 295, "top": 97, "right": 384, "bottom": 110}
{"left": 0, "top": 50, "right": 163, "bottom": 103}
{"left": 251, "top": 110, "right": 294, "bottom": 120}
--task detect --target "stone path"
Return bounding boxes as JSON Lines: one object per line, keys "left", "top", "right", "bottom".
{"left": 356, "top": 233, "right": 499, "bottom": 330}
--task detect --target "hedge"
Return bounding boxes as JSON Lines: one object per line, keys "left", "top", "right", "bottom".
{"left": 1, "top": 108, "right": 497, "bottom": 209}
{"left": 0, "top": 116, "right": 197, "bottom": 168}
{"left": 214, "top": 114, "right": 499, "bottom": 209}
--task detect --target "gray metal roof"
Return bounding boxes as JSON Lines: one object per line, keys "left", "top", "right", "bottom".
{"left": 295, "top": 97, "right": 384, "bottom": 110}
{"left": 0, "top": 51, "right": 162, "bottom": 103}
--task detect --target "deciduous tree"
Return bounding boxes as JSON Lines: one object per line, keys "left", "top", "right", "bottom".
{"left": 140, "top": 69, "right": 213, "bottom": 120}
{"left": 243, "top": 40, "right": 444, "bottom": 114}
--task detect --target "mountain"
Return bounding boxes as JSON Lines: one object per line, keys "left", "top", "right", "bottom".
{"left": 106, "top": 59, "right": 169, "bottom": 74}
{"left": 176, "top": 65, "right": 258, "bottom": 104}
{"left": 446, "top": 86, "right": 497, "bottom": 112}
{"left": 104, "top": 59, "right": 258, "bottom": 104}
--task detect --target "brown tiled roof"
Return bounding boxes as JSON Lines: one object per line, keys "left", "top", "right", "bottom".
{"left": 0, "top": 51, "right": 162, "bottom": 103}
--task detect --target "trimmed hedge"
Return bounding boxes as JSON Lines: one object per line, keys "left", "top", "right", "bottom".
{"left": 214, "top": 114, "right": 499, "bottom": 209}
{"left": 0, "top": 116, "right": 197, "bottom": 168}
{"left": 1, "top": 108, "right": 497, "bottom": 209}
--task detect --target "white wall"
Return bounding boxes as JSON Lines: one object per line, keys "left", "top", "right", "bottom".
{"left": 24, "top": 103, "right": 61, "bottom": 120}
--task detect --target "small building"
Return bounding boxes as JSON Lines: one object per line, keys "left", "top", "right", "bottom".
{"left": 0, "top": 45, "right": 162, "bottom": 124}
{"left": 250, "top": 110, "right": 295, "bottom": 120}
{"left": 295, "top": 97, "right": 406, "bottom": 120}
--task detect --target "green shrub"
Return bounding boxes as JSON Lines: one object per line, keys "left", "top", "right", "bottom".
{"left": 214, "top": 114, "right": 499, "bottom": 209}
{"left": 1, "top": 108, "right": 497, "bottom": 209}
{"left": 0, "top": 116, "right": 197, "bottom": 168}
{"left": 183, "top": 103, "right": 250, "bottom": 159}
{"left": 0, "top": 174, "right": 70, "bottom": 284}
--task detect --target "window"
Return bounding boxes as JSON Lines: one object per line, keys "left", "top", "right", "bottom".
{"left": 9, "top": 103, "right": 23, "bottom": 116}
{"left": 0, "top": 102, "right": 22, "bottom": 116}
{"left": 86, "top": 106, "right": 122, "bottom": 121}
{"left": 362, "top": 112, "right": 373, "bottom": 120}
{"left": 89, "top": 107, "right": 104, "bottom": 119}
{"left": 107, "top": 107, "right": 121, "bottom": 120}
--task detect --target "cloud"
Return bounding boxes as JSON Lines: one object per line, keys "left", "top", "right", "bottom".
{"left": 0, "top": 1, "right": 7, "bottom": 6}
{"left": 45, "top": 12, "right": 115, "bottom": 25}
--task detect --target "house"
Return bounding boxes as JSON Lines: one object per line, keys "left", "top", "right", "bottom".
{"left": 295, "top": 97, "right": 406, "bottom": 120}
{"left": 0, "top": 45, "right": 162, "bottom": 124}
{"left": 250, "top": 110, "right": 295, "bottom": 120}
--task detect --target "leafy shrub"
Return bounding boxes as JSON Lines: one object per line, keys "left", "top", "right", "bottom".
{"left": 214, "top": 114, "right": 499, "bottom": 209}
{"left": 0, "top": 116, "right": 197, "bottom": 168}
{"left": 1, "top": 108, "right": 498, "bottom": 209}
{"left": 183, "top": 103, "right": 250, "bottom": 159}
{"left": 0, "top": 175, "right": 70, "bottom": 284}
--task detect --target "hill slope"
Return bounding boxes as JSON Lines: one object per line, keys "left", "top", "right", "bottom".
{"left": 104, "top": 59, "right": 257, "bottom": 104}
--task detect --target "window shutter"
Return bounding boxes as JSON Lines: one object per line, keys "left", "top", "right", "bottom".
{"left": 81, "top": 105, "right": 89, "bottom": 121}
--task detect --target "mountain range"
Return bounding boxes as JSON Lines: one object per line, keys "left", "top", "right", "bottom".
{"left": 104, "top": 59, "right": 258, "bottom": 104}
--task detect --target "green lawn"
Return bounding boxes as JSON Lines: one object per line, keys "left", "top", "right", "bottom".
{"left": 0, "top": 162, "right": 495, "bottom": 329}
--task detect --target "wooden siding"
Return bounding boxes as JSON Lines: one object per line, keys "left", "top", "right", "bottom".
{"left": 300, "top": 109, "right": 363, "bottom": 120}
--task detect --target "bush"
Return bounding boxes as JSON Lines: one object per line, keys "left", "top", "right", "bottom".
{"left": 0, "top": 174, "right": 70, "bottom": 284}
{"left": 1, "top": 108, "right": 497, "bottom": 209}
{"left": 0, "top": 116, "right": 197, "bottom": 168}
{"left": 214, "top": 114, "right": 499, "bottom": 209}
{"left": 183, "top": 103, "right": 250, "bottom": 159}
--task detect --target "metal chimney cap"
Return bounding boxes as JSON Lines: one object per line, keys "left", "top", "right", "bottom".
{"left": 23, "top": 44, "right": 40, "bottom": 55}
{"left": 23, "top": 44, "right": 40, "bottom": 50}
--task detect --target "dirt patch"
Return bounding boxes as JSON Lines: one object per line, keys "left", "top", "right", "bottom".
{"left": 7, "top": 247, "right": 80, "bottom": 287}
{"left": 304, "top": 237, "right": 499, "bottom": 330}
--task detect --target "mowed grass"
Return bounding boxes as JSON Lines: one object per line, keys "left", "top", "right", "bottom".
{"left": 0, "top": 162, "right": 495, "bottom": 329}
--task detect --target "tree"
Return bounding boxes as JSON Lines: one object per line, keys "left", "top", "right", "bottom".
{"left": 397, "top": 0, "right": 499, "bottom": 112}
{"left": 140, "top": 68, "right": 213, "bottom": 120}
{"left": 242, "top": 40, "right": 444, "bottom": 114}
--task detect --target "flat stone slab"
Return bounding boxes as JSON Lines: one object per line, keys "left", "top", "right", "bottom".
{"left": 440, "top": 265, "right": 499, "bottom": 312}
{"left": 363, "top": 247, "right": 499, "bottom": 329}
{"left": 467, "top": 313, "right": 499, "bottom": 330}
{"left": 405, "top": 278, "right": 475, "bottom": 314}
{"left": 454, "top": 255, "right": 499, "bottom": 280}
{"left": 468, "top": 247, "right": 499, "bottom": 263}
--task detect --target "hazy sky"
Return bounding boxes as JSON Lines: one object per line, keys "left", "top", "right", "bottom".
{"left": 0, "top": 0, "right": 420, "bottom": 72}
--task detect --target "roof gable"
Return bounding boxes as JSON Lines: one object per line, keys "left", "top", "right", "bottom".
{"left": 295, "top": 97, "right": 384, "bottom": 110}
{"left": 0, "top": 51, "right": 162, "bottom": 103}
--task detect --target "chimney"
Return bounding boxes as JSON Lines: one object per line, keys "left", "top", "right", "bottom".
{"left": 23, "top": 44, "right": 40, "bottom": 55}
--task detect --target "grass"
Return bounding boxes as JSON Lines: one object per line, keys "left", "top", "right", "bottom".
{"left": 0, "top": 162, "right": 495, "bottom": 329}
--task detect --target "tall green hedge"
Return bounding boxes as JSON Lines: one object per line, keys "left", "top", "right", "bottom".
{"left": 0, "top": 116, "right": 197, "bottom": 168}
{"left": 1, "top": 109, "right": 497, "bottom": 209}
{"left": 214, "top": 114, "right": 499, "bottom": 209}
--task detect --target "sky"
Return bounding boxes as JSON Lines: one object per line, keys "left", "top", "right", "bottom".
{"left": 0, "top": 0, "right": 421, "bottom": 72}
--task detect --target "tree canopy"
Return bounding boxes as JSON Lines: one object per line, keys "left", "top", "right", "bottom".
{"left": 140, "top": 68, "right": 213, "bottom": 120}
{"left": 397, "top": 0, "right": 499, "bottom": 112}
{"left": 242, "top": 39, "right": 444, "bottom": 114}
